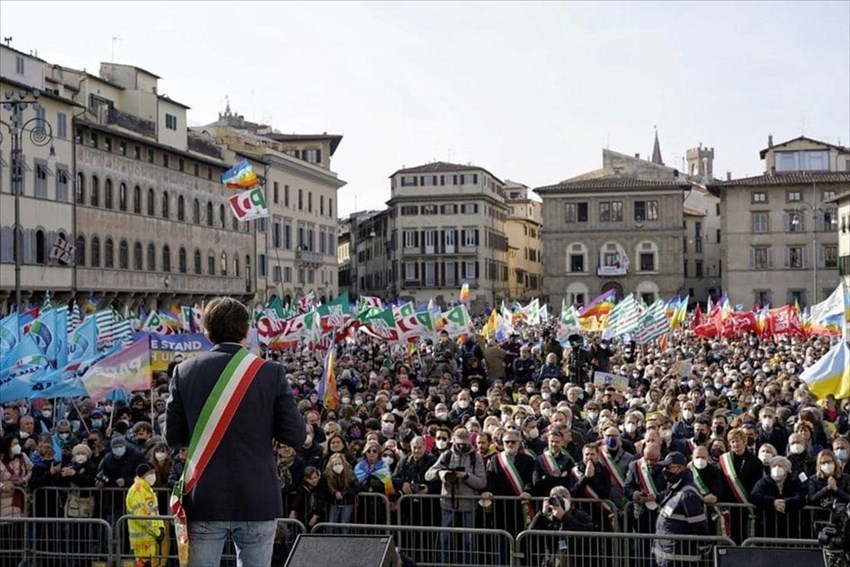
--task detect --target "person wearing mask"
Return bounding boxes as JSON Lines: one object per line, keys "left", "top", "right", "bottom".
{"left": 322, "top": 454, "right": 359, "bottom": 531}
{"left": 537, "top": 353, "right": 564, "bottom": 382}
{"left": 832, "top": 437, "right": 850, "bottom": 471}
{"left": 426, "top": 428, "right": 487, "bottom": 565}
{"left": 786, "top": 431, "right": 817, "bottom": 480}
{"left": 434, "top": 330, "right": 459, "bottom": 375}
{"left": 598, "top": 425, "right": 634, "bottom": 508}
{"left": 711, "top": 414, "right": 729, "bottom": 441}
{"left": 757, "top": 406, "right": 788, "bottom": 455}
{"left": 520, "top": 416, "right": 545, "bottom": 458}
{"left": 566, "top": 334, "right": 592, "bottom": 385}
{"left": 430, "top": 428, "right": 452, "bottom": 458}
{"left": 807, "top": 449, "right": 850, "bottom": 509}
{"left": 719, "top": 428, "right": 764, "bottom": 543}
{"left": 126, "top": 463, "right": 166, "bottom": 567}
{"left": 512, "top": 346, "right": 536, "bottom": 384}
{"left": 449, "top": 391, "right": 474, "bottom": 424}
{"left": 529, "top": 485, "right": 597, "bottom": 565}
{"left": 688, "top": 445, "right": 726, "bottom": 534}
{"left": 13, "top": 415, "right": 37, "bottom": 457}
{"left": 354, "top": 440, "right": 395, "bottom": 525}
{"left": 757, "top": 443, "right": 779, "bottom": 477}
{"left": 393, "top": 436, "right": 440, "bottom": 560}
{"left": 589, "top": 337, "right": 613, "bottom": 374}
{"left": 672, "top": 401, "right": 697, "bottom": 440}
{"left": 33, "top": 403, "right": 54, "bottom": 434}
{"left": 532, "top": 426, "right": 574, "bottom": 496}
{"left": 751, "top": 456, "right": 806, "bottom": 539}
{"left": 581, "top": 402, "right": 602, "bottom": 442}
{"left": 621, "top": 412, "right": 643, "bottom": 454}
{"left": 297, "top": 423, "right": 323, "bottom": 471}
{"left": 0, "top": 436, "right": 33, "bottom": 519}
{"left": 625, "top": 440, "right": 666, "bottom": 551}
{"left": 680, "top": 416, "right": 712, "bottom": 458}
{"left": 653, "top": 452, "right": 710, "bottom": 567}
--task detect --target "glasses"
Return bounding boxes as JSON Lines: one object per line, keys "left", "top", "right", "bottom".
{"left": 366, "top": 449, "right": 379, "bottom": 454}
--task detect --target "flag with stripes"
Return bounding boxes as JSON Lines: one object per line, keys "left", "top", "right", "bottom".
{"left": 68, "top": 301, "right": 82, "bottom": 333}
{"left": 93, "top": 309, "right": 131, "bottom": 349}
{"left": 606, "top": 294, "right": 642, "bottom": 337}
{"left": 635, "top": 299, "right": 668, "bottom": 345}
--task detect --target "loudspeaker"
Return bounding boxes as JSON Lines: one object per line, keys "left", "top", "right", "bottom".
{"left": 714, "top": 546, "right": 823, "bottom": 567}
{"left": 285, "top": 534, "right": 399, "bottom": 567}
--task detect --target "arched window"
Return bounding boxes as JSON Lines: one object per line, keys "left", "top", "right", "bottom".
{"left": 233, "top": 255, "right": 240, "bottom": 277}
{"left": 162, "top": 245, "right": 171, "bottom": 272}
{"left": 177, "top": 195, "right": 185, "bottom": 221}
{"left": 147, "top": 188, "right": 155, "bottom": 216}
{"left": 133, "top": 186, "right": 141, "bottom": 213}
{"left": 147, "top": 243, "right": 156, "bottom": 271}
{"left": 35, "top": 230, "right": 46, "bottom": 264}
{"left": 119, "top": 239, "right": 129, "bottom": 269}
{"left": 194, "top": 249, "right": 202, "bottom": 274}
{"left": 90, "top": 175, "right": 99, "bottom": 207}
{"left": 104, "top": 238, "right": 114, "bottom": 268}
{"left": 220, "top": 251, "right": 228, "bottom": 276}
{"left": 179, "top": 247, "right": 187, "bottom": 273}
{"left": 75, "top": 173, "right": 85, "bottom": 204}
{"left": 193, "top": 199, "right": 200, "bottom": 224}
{"left": 91, "top": 236, "right": 101, "bottom": 267}
{"left": 119, "top": 183, "right": 127, "bottom": 211}
{"left": 219, "top": 204, "right": 225, "bottom": 227}
{"left": 565, "top": 242, "right": 588, "bottom": 274}
{"left": 206, "top": 202, "right": 213, "bottom": 226}
{"left": 565, "top": 282, "right": 590, "bottom": 308}
{"left": 161, "top": 191, "right": 169, "bottom": 218}
{"left": 208, "top": 253, "right": 215, "bottom": 275}
{"left": 76, "top": 234, "right": 86, "bottom": 266}
{"left": 104, "top": 179, "right": 113, "bottom": 209}
{"left": 231, "top": 215, "right": 238, "bottom": 231}
{"left": 635, "top": 240, "right": 659, "bottom": 273}
{"left": 133, "top": 241, "right": 143, "bottom": 270}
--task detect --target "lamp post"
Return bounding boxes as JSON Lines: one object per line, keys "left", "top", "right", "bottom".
{"left": 3, "top": 88, "right": 55, "bottom": 312}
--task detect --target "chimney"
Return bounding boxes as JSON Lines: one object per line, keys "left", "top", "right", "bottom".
{"left": 768, "top": 134, "right": 773, "bottom": 148}
{"left": 726, "top": 171, "right": 731, "bottom": 181}
{"left": 635, "top": 153, "right": 640, "bottom": 159}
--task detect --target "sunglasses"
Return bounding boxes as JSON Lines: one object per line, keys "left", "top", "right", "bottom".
{"left": 366, "top": 449, "right": 379, "bottom": 454}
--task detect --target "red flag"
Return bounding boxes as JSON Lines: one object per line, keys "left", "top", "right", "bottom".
{"left": 693, "top": 304, "right": 703, "bottom": 328}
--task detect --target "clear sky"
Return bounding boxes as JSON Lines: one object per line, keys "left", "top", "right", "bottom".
{"left": 2, "top": 1, "right": 848, "bottom": 216}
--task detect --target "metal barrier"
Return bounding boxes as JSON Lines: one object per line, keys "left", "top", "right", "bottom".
{"left": 31, "top": 486, "right": 173, "bottom": 522}
{"left": 114, "top": 515, "right": 306, "bottom": 567}
{"left": 741, "top": 537, "right": 820, "bottom": 549}
{"left": 312, "top": 522, "right": 515, "bottom": 566}
{"left": 515, "top": 530, "right": 735, "bottom": 567}
{"left": 354, "top": 491, "right": 392, "bottom": 526}
{"left": 0, "top": 516, "right": 113, "bottom": 566}
{"left": 714, "top": 503, "right": 834, "bottom": 542}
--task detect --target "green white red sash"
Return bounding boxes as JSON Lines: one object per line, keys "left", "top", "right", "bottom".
{"left": 636, "top": 458, "right": 660, "bottom": 498}
{"left": 718, "top": 452, "right": 749, "bottom": 503}
{"left": 496, "top": 451, "right": 535, "bottom": 522}
{"left": 689, "top": 463, "right": 731, "bottom": 537}
{"left": 570, "top": 466, "right": 618, "bottom": 530}
{"left": 169, "top": 348, "right": 265, "bottom": 566}
{"left": 688, "top": 463, "right": 710, "bottom": 495}
{"left": 599, "top": 449, "right": 626, "bottom": 491}
{"left": 541, "top": 450, "right": 563, "bottom": 477}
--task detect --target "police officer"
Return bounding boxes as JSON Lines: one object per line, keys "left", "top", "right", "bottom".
{"left": 654, "top": 451, "right": 710, "bottom": 567}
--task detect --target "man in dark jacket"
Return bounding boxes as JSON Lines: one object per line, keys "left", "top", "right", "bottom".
{"left": 654, "top": 452, "right": 710, "bottom": 567}
{"left": 166, "top": 297, "right": 305, "bottom": 567}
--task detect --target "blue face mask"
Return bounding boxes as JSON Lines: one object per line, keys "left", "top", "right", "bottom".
{"left": 605, "top": 437, "right": 618, "bottom": 449}
{"left": 836, "top": 449, "right": 848, "bottom": 462}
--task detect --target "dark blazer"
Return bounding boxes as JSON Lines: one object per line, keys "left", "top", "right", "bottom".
{"left": 166, "top": 343, "right": 306, "bottom": 521}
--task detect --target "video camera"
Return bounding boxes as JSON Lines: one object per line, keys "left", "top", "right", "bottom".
{"left": 816, "top": 500, "right": 850, "bottom": 567}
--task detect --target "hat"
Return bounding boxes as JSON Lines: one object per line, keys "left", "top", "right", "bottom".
{"left": 110, "top": 434, "right": 126, "bottom": 448}
{"left": 136, "top": 463, "right": 153, "bottom": 477}
{"left": 658, "top": 451, "right": 688, "bottom": 467}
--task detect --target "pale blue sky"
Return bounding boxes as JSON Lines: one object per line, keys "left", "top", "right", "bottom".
{"left": 2, "top": 1, "right": 848, "bottom": 215}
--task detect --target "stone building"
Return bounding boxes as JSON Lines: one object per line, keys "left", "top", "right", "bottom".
{"left": 504, "top": 182, "right": 543, "bottom": 301}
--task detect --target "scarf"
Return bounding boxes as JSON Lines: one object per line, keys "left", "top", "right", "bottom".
{"left": 354, "top": 458, "right": 395, "bottom": 496}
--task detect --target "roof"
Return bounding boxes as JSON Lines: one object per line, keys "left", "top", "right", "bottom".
{"left": 102, "top": 62, "right": 161, "bottom": 80}
{"left": 158, "top": 94, "right": 190, "bottom": 110}
{"left": 390, "top": 161, "right": 504, "bottom": 184}
{"left": 723, "top": 171, "right": 850, "bottom": 186}
{"left": 57, "top": 65, "right": 125, "bottom": 90}
{"left": 759, "top": 136, "right": 849, "bottom": 159}
{"left": 266, "top": 133, "right": 343, "bottom": 155}
{"left": 683, "top": 207, "right": 706, "bottom": 217}
{"left": 535, "top": 175, "right": 690, "bottom": 194}
{"left": 0, "top": 76, "right": 83, "bottom": 108}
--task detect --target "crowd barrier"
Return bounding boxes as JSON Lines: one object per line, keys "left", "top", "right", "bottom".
{"left": 0, "top": 516, "right": 113, "bottom": 566}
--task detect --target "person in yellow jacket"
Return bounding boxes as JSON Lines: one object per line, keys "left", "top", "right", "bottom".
{"left": 126, "top": 463, "right": 166, "bottom": 567}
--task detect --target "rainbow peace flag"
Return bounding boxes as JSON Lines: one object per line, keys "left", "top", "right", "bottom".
{"left": 459, "top": 282, "right": 470, "bottom": 303}
{"left": 318, "top": 345, "right": 339, "bottom": 410}
{"left": 221, "top": 159, "right": 260, "bottom": 190}
{"left": 354, "top": 459, "right": 395, "bottom": 497}
{"left": 578, "top": 289, "right": 617, "bottom": 319}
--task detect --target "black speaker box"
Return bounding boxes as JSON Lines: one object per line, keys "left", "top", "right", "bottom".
{"left": 285, "top": 534, "right": 399, "bottom": 567}
{"left": 714, "top": 546, "right": 824, "bottom": 567}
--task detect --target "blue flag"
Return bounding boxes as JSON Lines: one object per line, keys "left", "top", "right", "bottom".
{"left": 27, "top": 307, "right": 67, "bottom": 370}
{"left": 0, "top": 312, "right": 19, "bottom": 357}
{"left": 68, "top": 317, "right": 98, "bottom": 362}
{"left": 0, "top": 334, "right": 50, "bottom": 403}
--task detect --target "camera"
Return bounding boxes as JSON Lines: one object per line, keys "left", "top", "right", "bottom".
{"left": 816, "top": 500, "right": 850, "bottom": 567}
{"left": 547, "top": 497, "right": 563, "bottom": 508}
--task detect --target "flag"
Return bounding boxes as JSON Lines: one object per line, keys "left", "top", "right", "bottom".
{"left": 68, "top": 301, "right": 81, "bottom": 333}
{"left": 441, "top": 305, "right": 472, "bottom": 338}
{"left": 298, "top": 291, "right": 316, "bottom": 314}
{"left": 0, "top": 334, "right": 51, "bottom": 403}
{"left": 228, "top": 187, "right": 269, "bottom": 221}
{"left": 578, "top": 289, "right": 617, "bottom": 319}
{"left": 800, "top": 341, "right": 850, "bottom": 399}
{"left": 68, "top": 316, "right": 98, "bottom": 362}
{"left": 221, "top": 159, "right": 261, "bottom": 190}
{"left": 0, "top": 312, "right": 20, "bottom": 358}
{"left": 81, "top": 338, "right": 152, "bottom": 402}
{"left": 459, "top": 282, "right": 470, "bottom": 303}
{"left": 49, "top": 235, "right": 75, "bottom": 264}
{"left": 359, "top": 307, "right": 401, "bottom": 342}
{"left": 27, "top": 306, "right": 66, "bottom": 369}
{"left": 635, "top": 299, "right": 668, "bottom": 345}
{"left": 481, "top": 309, "right": 498, "bottom": 338}
{"left": 606, "top": 294, "right": 641, "bottom": 337}
{"left": 85, "top": 296, "right": 100, "bottom": 314}
{"left": 180, "top": 306, "right": 204, "bottom": 333}
{"left": 670, "top": 295, "right": 689, "bottom": 330}
{"left": 557, "top": 303, "right": 582, "bottom": 344}
{"left": 317, "top": 292, "right": 351, "bottom": 334}
{"left": 94, "top": 309, "right": 128, "bottom": 348}
{"left": 357, "top": 296, "right": 383, "bottom": 315}
{"left": 396, "top": 310, "right": 435, "bottom": 342}
{"left": 809, "top": 284, "right": 849, "bottom": 337}
{"left": 141, "top": 310, "right": 173, "bottom": 335}
{"left": 317, "top": 345, "right": 339, "bottom": 410}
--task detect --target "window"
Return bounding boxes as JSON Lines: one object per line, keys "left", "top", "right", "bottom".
{"left": 56, "top": 113, "right": 67, "bottom": 139}
{"left": 15, "top": 55, "right": 24, "bottom": 75}
{"left": 76, "top": 173, "right": 85, "bottom": 204}
{"left": 220, "top": 252, "right": 227, "bottom": 276}
{"left": 787, "top": 289, "right": 806, "bottom": 306}
{"left": 684, "top": 259, "right": 689, "bottom": 277}
{"left": 298, "top": 189, "right": 303, "bottom": 210}
{"left": 91, "top": 237, "right": 101, "bottom": 267}
{"left": 104, "top": 238, "right": 114, "bottom": 268}
{"left": 329, "top": 198, "right": 333, "bottom": 218}
{"left": 165, "top": 113, "right": 177, "bottom": 130}
{"left": 750, "top": 246, "right": 772, "bottom": 269}
{"left": 194, "top": 250, "right": 202, "bottom": 274}
{"left": 401, "top": 206, "right": 419, "bottom": 216}
{"left": 462, "top": 203, "right": 478, "bottom": 214}
{"left": 461, "top": 174, "right": 478, "bottom": 185}
{"left": 284, "top": 266, "right": 292, "bottom": 283}
{"left": 162, "top": 246, "right": 171, "bottom": 272}
{"left": 751, "top": 212, "right": 769, "bottom": 233}
{"left": 634, "top": 200, "right": 658, "bottom": 222}
{"left": 177, "top": 195, "right": 185, "bottom": 220}
{"left": 424, "top": 262, "right": 436, "bottom": 286}
{"left": 147, "top": 243, "right": 156, "bottom": 271}
{"left": 404, "top": 262, "right": 417, "bottom": 281}
{"left": 273, "top": 182, "right": 279, "bottom": 204}
{"left": 695, "top": 260, "right": 703, "bottom": 278}
{"left": 639, "top": 252, "right": 655, "bottom": 271}
{"left": 565, "top": 202, "right": 588, "bottom": 223}
{"left": 320, "top": 195, "right": 324, "bottom": 215}
{"left": 193, "top": 199, "right": 200, "bottom": 223}
{"left": 33, "top": 162, "right": 48, "bottom": 199}
{"left": 421, "top": 204, "right": 438, "bottom": 215}
{"left": 599, "top": 201, "right": 623, "bottom": 222}
{"left": 308, "top": 192, "right": 312, "bottom": 213}
{"left": 272, "top": 266, "right": 282, "bottom": 283}
{"left": 443, "top": 174, "right": 457, "bottom": 185}
{"left": 787, "top": 246, "right": 805, "bottom": 269}
{"left": 206, "top": 202, "right": 213, "bottom": 226}
{"left": 219, "top": 204, "right": 225, "bottom": 227}
{"left": 133, "top": 242, "right": 143, "bottom": 270}
{"left": 34, "top": 230, "right": 45, "bottom": 264}
{"left": 304, "top": 149, "right": 321, "bottom": 163}
{"left": 161, "top": 192, "right": 169, "bottom": 218}
{"left": 284, "top": 222, "right": 292, "bottom": 249}
{"left": 163, "top": 155, "right": 169, "bottom": 168}
{"left": 133, "top": 186, "right": 141, "bottom": 213}
{"left": 786, "top": 211, "right": 803, "bottom": 232}
{"left": 755, "top": 290, "right": 771, "bottom": 307}
{"left": 90, "top": 175, "right": 99, "bottom": 206}
{"left": 441, "top": 204, "right": 458, "bottom": 215}
{"left": 401, "top": 175, "right": 418, "bottom": 187}
{"left": 569, "top": 253, "right": 585, "bottom": 272}
{"left": 178, "top": 159, "right": 184, "bottom": 172}
{"left": 147, "top": 188, "right": 155, "bottom": 216}
{"left": 104, "top": 179, "right": 113, "bottom": 209}
{"left": 463, "top": 229, "right": 478, "bottom": 247}
{"left": 284, "top": 185, "right": 290, "bottom": 207}
{"left": 824, "top": 245, "right": 838, "bottom": 268}
{"left": 207, "top": 254, "right": 215, "bottom": 275}
{"left": 403, "top": 230, "right": 419, "bottom": 249}
{"left": 76, "top": 235, "right": 85, "bottom": 266}
{"left": 752, "top": 192, "right": 767, "bottom": 204}
{"left": 787, "top": 191, "right": 801, "bottom": 202}
{"left": 179, "top": 248, "right": 187, "bottom": 273}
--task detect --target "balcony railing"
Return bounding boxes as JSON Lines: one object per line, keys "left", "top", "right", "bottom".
{"left": 188, "top": 136, "right": 223, "bottom": 159}
{"left": 107, "top": 107, "right": 156, "bottom": 138}
{"left": 296, "top": 249, "right": 324, "bottom": 265}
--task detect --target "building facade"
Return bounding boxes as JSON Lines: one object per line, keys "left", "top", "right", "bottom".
{"left": 343, "top": 209, "right": 392, "bottom": 301}
{"left": 835, "top": 191, "right": 850, "bottom": 290}
{"left": 535, "top": 175, "right": 689, "bottom": 309}
{"left": 386, "top": 162, "right": 510, "bottom": 312}
{"left": 504, "top": 182, "right": 543, "bottom": 301}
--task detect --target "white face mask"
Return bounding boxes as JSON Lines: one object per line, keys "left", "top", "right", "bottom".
{"left": 542, "top": 393, "right": 550, "bottom": 401}
{"left": 761, "top": 417, "right": 774, "bottom": 429}
{"left": 42, "top": 410, "right": 52, "bottom": 418}
{"left": 385, "top": 403, "right": 393, "bottom": 411}
{"left": 74, "top": 454, "right": 87, "bottom": 464}
{"left": 789, "top": 443, "right": 805, "bottom": 455}
{"left": 436, "top": 440, "right": 448, "bottom": 450}
{"left": 458, "top": 400, "right": 469, "bottom": 409}
{"left": 144, "top": 473, "right": 158, "bottom": 485}
{"left": 759, "top": 452, "right": 774, "bottom": 465}
{"left": 661, "top": 430, "right": 673, "bottom": 442}
{"left": 821, "top": 463, "right": 836, "bottom": 475}
{"left": 436, "top": 412, "right": 448, "bottom": 420}
{"left": 333, "top": 464, "right": 344, "bottom": 474}
{"left": 382, "top": 456, "right": 393, "bottom": 468}
{"left": 155, "top": 452, "right": 168, "bottom": 462}
{"left": 528, "top": 428, "right": 540, "bottom": 439}
{"left": 19, "top": 431, "right": 29, "bottom": 439}
{"left": 11, "top": 445, "right": 22, "bottom": 456}
{"left": 341, "top": 397, "right": 351, "bottom": 405}
{"left": 471, "top": 385, "right": 479, "bottom": 393}
{"left": 692, "top": 458, "right": 708, "bottom": 470}
{"left": 770, "top": 466, "right": 787, "bottom": 481}
{"left": 625, "top": 423, "right": 637, "bottom": 434}
{"left": 682, "top": 410, "right": 693, "bottom": 421}
{"left": 587, "top": 412, "right": 599, "bottom": 423}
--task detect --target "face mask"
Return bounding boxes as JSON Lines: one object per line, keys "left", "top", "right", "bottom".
{"left": 682, "top": 411, "right": 693, "bottom": 421}
{"left": 693, "top": 458, "right": 708, "bottom": 469}
{"left": 695, "top": 432, "right": 708, "bottom": 444}
{"left": 759, "top": 452, "right": 774, "bottom": 465}
{"left": 341, "top": 397, "right": 351, "bottom": 405}
{"left": 713, "top": 425, "right": 725, "bottom": 436}
{"left": 42, "top": 410, "right": 52, "bottom": 418}
{"left": 74, "top": 454, "right": 87, "bottom": 464}
{"left": 11, "top": 445, "right": 22, "bottom": 456}
{"left": 333, "top": 464, "right": 344, "bottom": 474}
{"left": 91, "top": 419, "right": 103, "bottom": 429}
{"left": 436, "top": 412, "right": 448, "bottom": 420}
{"left": 382, "top": 456, "right": 393, "bottom": 467}
{"left": 606, "top": 437, "right": 618, "bottom": 449}
{"left": 528, "top": 428, "right": 540, "bottom": 439}
{"left": 587, "top": 412, "right": 598, "bottom": 423}
{"left": 761, "top": 417, "right": 774, "bottom": 429}
{"left": 789, "top": 443, "right": 805, "bottom": 455}
{"left": 382, "top": 423, "right": 394, "bottom": 434}
{"left": 821, "top": 463, "right": 836, "bottom": 475}
{"left": 710, "top": 448, "right": 724, "bottom": 459}
{"left": 59, "top": 433, "right": 70, "bottom": 440}
{"left": 662, "top": 469, "right": 682, "bottom": 483}
{"left": 304, "top": 435, "right": 314, "bottom": 446}
{"left": 471, "top": 385, "right": 479, "bottom": 393}
{"left": 542, "top": 393, "right": 550, "bottom": 401}
{"left": 19, "top": 431, "right": 29, "bottom": 439}
{"left": 454, "top": 443, "right": 471, "bottom": 454}
{"left": 112, "top": 447, "right": 126, "bottom": 458}
{"left": 458, "top": 400, "right": 469, "bottom": 409}
{"left": 436, "top": 440, "right": 448, "bottom": 450}
{"left": 155, "top": 451, "right": 168, "bottom": 462}
{"left": 661, "top": 430, "right": 673, "bottom": 443}
{"left": 144, "top": 473, "right": 158, "bottom": 485}
{"left": 526, "top": 386, "right": 535, "bottom": 394}
{"left": 836, "top": 449, "right": 848, "bottom": 462}
{"left": 625, "top": 423, "right": 637, "bottom": 434}
{"left": 770, "top": 466, "right": 786, "bottom": 481}
{"left": 385, "top": 403, "right": 393, "bottom": 411}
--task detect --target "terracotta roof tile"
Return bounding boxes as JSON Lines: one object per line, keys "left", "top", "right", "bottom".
{"left": 724, "top": 172, "right": 850, "bottom": 186}
{"left": 534, "top": 175, "right": 688, "bottom": 194}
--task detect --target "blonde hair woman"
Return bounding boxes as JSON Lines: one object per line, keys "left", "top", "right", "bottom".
{"left": 322, "top": 453, "right": 359, "bottom": 531}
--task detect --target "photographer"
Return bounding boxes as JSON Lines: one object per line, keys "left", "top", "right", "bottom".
{"left": 425, "top": 428, "right": 486, "bottom": 564}
{"left": 529, "top": 486, "right": 597, "bottom": 567}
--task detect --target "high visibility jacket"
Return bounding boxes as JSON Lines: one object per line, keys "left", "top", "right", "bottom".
{"left": 126, "top": 477, "right": 165, "bottom": 558}
{"left": 654, "top": 476, "right": 710, "bottom": 566}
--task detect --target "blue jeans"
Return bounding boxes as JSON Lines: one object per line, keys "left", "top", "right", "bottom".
{"left": 328, "top": 504, "right": 354, "bottom": 533}
{"left": 188, "top": 520, "right": 277, "bottom": 567}
{"left": 438, "top": 509, "right": 475, "bottom": 565}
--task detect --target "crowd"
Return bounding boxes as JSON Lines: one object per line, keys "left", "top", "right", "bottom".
{"left": 2, "top": 313, "right": 850, "bottom": 566}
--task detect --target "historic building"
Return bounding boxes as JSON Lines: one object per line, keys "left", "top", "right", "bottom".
{"left": 721, "top": 135, "right": 850, "bottom": 307}
{"left": 504, "top": 182, "right": 543, "bottom": 302}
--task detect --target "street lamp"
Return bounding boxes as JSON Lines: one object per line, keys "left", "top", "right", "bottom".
{"left": 3, "top": 88, "right": 55, "bottom": 312}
